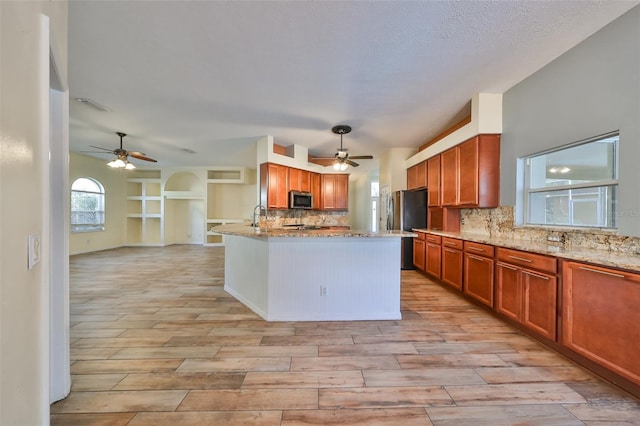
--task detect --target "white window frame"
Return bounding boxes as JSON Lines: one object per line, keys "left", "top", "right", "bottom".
{"left": 522, "top": 132, "right": 619, "bottom": 229}
{"left": 71, "top": 177, "right": 105, "bottom": 232}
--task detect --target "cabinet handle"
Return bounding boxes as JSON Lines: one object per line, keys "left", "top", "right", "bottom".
{"left": 444, "top": 248, "right": 458, "bottom": 253}
{"left": 497, "top": 262, "right": 518, "bottom": 271}
{"left": 467, "top": 246, "right": 486, "bottom": 253}
{"left": 467, "top": 254, "right": 487, "bottom": 262}
{"left": 444, "top": 242, "right": 456, "bottom": 247}
{"left": 578, "top": 266, "right": 625, "bottom": 279}
{"left": 522, "top": 270, "right": 551, "bottom": 281}
{"left": 508, "top": 255, "right": 533, "bottom": 263}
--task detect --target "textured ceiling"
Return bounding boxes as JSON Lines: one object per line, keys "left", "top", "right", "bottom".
{"left": 68, "top": 1, "right": 638, "bottom": 169}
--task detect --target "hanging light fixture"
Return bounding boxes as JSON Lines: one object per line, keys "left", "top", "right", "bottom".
{"left": 332, "top": 125, "right": 352, "bottom": 171}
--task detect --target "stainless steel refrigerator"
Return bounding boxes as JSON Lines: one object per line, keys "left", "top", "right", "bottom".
{"left": 387, "top": 189, "right": 428, "bottom": 269}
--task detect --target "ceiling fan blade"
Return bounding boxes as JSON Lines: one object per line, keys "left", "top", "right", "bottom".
{"left": 127, "top": 150, "right": 148, "bottom": 157}
{"left": 80, "top": 150, "right": 114, "bottom": 154}
{"left": 129, "top": 152, "right": 157, "bottom": 162}
{"left": 349, "top": 155, "right": 373, "bottom": 160}
{"left": 345, "top": 159, "right": 359, "bottom": 167}
{"left": 308, "top": 158, "right": 336, "bottom": 166}
{"left": 89, "top": 145, "right": 115, "bottom": 152}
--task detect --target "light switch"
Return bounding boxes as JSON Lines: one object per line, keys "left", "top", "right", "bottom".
{"left": 28, "top": 233, "right": 41, "bottom": 270}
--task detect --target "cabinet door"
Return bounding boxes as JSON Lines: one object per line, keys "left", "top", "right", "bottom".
{"left": 299, "top": 170, "right": 311, "bottom": 193}
{"left": 496, "top": 262, "right": 521, "bottom": 322}
{"left": 425, "top": 242, "right": 441, "bottom": 279}
{"left": 562, "top": 262, "right": 640, "bottom": 384}
{"left": 458, "top": 137, "right": 479, "bottom": 206}
{"left": 441, "top": 148, "right": 458, "bottom": 206}
{"left": 289, "top": 168, "right": 301, "bottom": 192}
{"left": 442, "top": 247, "right": 462, "bottom": 290}
{"left": 464, "top": 253, "right": 494, "bottom": 307}
{"left": 260, "top": 163, "right": 289, "bottom": 209}
{"left": 413, "top": 238, "right": 425, "bottom": 271}
{"left": 427, "top": 155, "right": 441, "bottom": 207}
{"left": 311, "top": 172, "right": 321, "bottom": 209}
{"left": 407, "top": 165, "right": 418, "bottom": 190}
{"left": 334, "top": 174, "right": 349, "bottom": 210}
{"left": 522, "top": 268, "right": 557, "bottom": 341}
{"left": 321, "top": 174, "right": 336, "bottom": 209}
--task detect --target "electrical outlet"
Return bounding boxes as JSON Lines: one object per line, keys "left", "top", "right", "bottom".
{"left": 320, "top": 285, "right": 327, "bottom": 296}
{"left": 547, "top": 235, "right": 561, "bottom": 242}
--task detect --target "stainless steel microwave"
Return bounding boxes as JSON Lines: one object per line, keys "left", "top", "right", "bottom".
{"left": 289, "top": 191, "right": 313, "bottom": 209}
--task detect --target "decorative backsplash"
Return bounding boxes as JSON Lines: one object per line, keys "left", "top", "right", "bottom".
{"left": 261, "top": 209, "right": 349, "bottom": 228}
{"left": 461, "top": 206, "right": 640, "bottom": 255}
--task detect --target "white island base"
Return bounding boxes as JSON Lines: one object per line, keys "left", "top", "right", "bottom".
{"left": 223, "top": 235, "right": 402, "bottom": 321}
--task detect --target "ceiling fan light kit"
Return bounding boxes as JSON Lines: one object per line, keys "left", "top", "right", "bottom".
{"left": 311, "top": 125, "right": 374, "bottom": 170}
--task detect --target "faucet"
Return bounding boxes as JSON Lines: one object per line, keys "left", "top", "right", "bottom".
{"left": 252, "top": 205, "right": 266, "bottom": 227}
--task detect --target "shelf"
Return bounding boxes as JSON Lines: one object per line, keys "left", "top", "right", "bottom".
{"left": 207, "top": 167, "right": 247, "bottom": 183}
{"left": 164, "top": 190, "right": 204, "bottom": 199}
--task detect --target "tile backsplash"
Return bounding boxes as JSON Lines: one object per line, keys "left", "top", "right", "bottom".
{"left": 461, "top": 206, "right": 640, "bottom": 254}
{"left": 261, "top": 209, "right": 349, "bottom": 228}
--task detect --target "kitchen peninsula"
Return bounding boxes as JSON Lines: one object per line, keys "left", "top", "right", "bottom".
{"left": 213, "top": 224, "right": 414, "bottom": 321}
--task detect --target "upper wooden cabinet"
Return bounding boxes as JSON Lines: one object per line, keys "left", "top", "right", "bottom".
{"left": 407, "top": 161, "right": 427, "bottom": 190}
{"left": 321, "top": 174, "right": 349, "bottom": 210}
{"left": 289, "top": 168, "right": 311, "bottom": 193}
{"left": 260, "top": 163, "right": 289, "bottom": 209}
{"left": 427, "top": 155, "right": 441, "bottom": 207}
{"left": 311, "top": 172, "right": 322, "bottom": 210}
{"left": 438, "top": 134, "right": 501, "bottom": 208}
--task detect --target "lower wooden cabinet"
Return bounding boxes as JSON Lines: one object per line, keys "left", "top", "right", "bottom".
{"left": 441, "top": 237, "right": 463, "bottom": 290}
{"left": 562, "top": 261, "right": 640, "bottom": 386}
{"left": 413, "top": 233, "right": 425, "bottom": 271}
{"left": 463, "top": 241, "right": 494, "bottom": 307}
{"left": 425, "top": 234, "right": 442, "bottom": 279}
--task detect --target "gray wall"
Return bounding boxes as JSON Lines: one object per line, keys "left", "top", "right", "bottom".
{"left": 501, "top": 5, "right": 640, "bottom": 236}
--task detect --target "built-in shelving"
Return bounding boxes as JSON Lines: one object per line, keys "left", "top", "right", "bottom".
{"left": 126, "top": 175, "right": 164, "bottom": 246}
{"left": 205, "top": 218, "right": 244, "bottom": 246}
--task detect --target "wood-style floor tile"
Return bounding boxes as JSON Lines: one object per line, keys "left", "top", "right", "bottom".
{"left": 281, "top": 408, "right": 432, "bottom": 425}
{"left": 127, "top": 411, "right": 283, "bottom": 426}
{"left": 319, "top": 386, "right": 453, "bottom": 409}
{"left": 53, "top": 245, "right": 640, "bottom": 425}
{"left": 50, "top": 390, "right": 187, "bottom": 413}
{"left": 426, "top": 404, "right": 583, "bottom": 426}
{"left": 445, "top": 383, "right": 587, "bottom": 405}
{"left": 242, "top": 370, "right": 365, "bottom": 388}
{"left": 178, "top": 389, "right": 318, "bottom": 411}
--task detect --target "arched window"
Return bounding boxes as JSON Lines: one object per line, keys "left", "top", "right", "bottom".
{"left": 71, "top": 177, "right": 105, "bottom": 232}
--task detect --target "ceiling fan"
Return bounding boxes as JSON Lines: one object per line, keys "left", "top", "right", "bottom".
{"left": 84, "top": 132, "right": 157, "bottom": 169}
{"left": 310, "top": 125, "right": 374, "bottom": 170}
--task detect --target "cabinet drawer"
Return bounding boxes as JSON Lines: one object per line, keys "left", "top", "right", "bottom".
{"left": 442, "top": 237, "right": 463, "bottom": 250}
{"left": 496, "top": 247, "right": 557, "bottom": 274}
{"left": 414, "top": 232, "right": 426, "bottom": 241}
{"left": 464, "top": 241, "right": 494, "bottom": 257}
{"left": 425, "top": 234, "right": 441, "bottom": 244}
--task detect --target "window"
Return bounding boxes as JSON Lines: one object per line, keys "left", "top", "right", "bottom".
{"left": 71, "top": 177, "right": 105, "bottom": 232}
{"left": 522, "top": 132, "right": 618, "bottom": 228}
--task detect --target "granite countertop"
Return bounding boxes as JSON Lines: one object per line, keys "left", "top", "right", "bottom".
{"left": 213, "top": 223, "right": 416, "bottom": 238}
{"left": 413, "top": 229, "right": 640, "bottom": 273}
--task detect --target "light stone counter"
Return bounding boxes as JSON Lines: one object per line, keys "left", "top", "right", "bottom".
{"left": 414, "top": 229, "right": 640, "bottom": 273}
{"left": 213, "top": 223, "right": 416, "bottom": 239}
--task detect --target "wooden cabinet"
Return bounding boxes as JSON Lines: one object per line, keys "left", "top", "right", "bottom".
{"left": 440, "top": 148, "right": 458, "bottom": 206}
{"left": 427, "top": 155, "right": 441, "bottom": 207}
{"left": 439, "top": 134, "right": 501, "bottom": 208}
{"left": 496, "top": 248, "right": 558, "bottom": 340}
{"left": 321, "top": 174, "right": 349, "bottom": 210}
{"left": 311, "top": 172, "right": 321, "bottom": 210}
{"left": 407, "top": 161, "right": 427, "bottom": 190}
{"left": 463, "top": 241, "right": 494, "bottom": 307}
{"left": 425, "top": 234, "right": 442, "bottom": 279}
{"left": 260, "top": 162, "right": 289, "bottom": 209}
{"left": 441, "top": 237, "right": 463, "bottom": 290}
{"left": 413, "top": 232, "right": 426, "bottom": 271}
{"left": 288, "top": 168, "right": 311, "bottom": 193}
{"left": 562, "top": 261, "right": 640, "bottom": 386}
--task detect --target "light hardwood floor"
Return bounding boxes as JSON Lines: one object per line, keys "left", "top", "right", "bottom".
{"left": 51, "top": 245, "right": 640, "bottom": 425}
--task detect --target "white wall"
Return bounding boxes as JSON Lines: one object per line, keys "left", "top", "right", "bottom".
{"left": 69, "top": 152, "right": 127, "bottom": 255}
{"left": 0, "top": 1, "right": 68, "bottom": 424}
{"left": 502, "top": 5, "right": 640, "bottom": 237}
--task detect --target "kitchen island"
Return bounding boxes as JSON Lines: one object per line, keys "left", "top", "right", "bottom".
{"left": 213, "top": 224, "right": 415, "bottom": 321}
